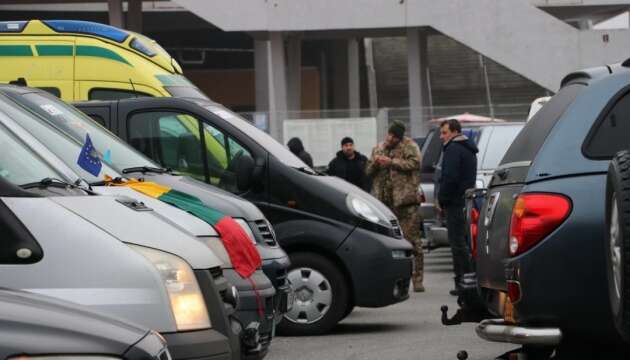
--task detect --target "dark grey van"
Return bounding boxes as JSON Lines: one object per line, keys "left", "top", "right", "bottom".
{"left": 74, "top": 96, "right": 413, "bottom": 335}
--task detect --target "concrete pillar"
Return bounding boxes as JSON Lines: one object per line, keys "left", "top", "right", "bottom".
{"left": 286, "top": 36, "right": 302, "bottom": 112}
{"left": 254, "top": 32, "right": 288, "bottom": 142}
{"left": 407, "top": 27, "right": 431, "bottom": 138}
{"left": 331, "top": 40, "right": 349, "bottom": 110}
{"left": 127, "top": 0, "right": 143, "bottom": 32}
{"left": 108, "top": 0, "right": 124, "bottom": 28}
{"left": 348, "top": 38, "right": 361, "bottom": 117}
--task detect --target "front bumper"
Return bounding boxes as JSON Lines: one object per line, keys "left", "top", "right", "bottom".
{"left": 337, "top": 226, "right": 413, "bottom": 308}
{"left": 223, "top": 269, "right": 276, "bottom": 357}
{"left": 475, "top": 319, "right": 562, "bottom": 346}
{"left": 162, "top": 329, "right": 232, "bottom": 360}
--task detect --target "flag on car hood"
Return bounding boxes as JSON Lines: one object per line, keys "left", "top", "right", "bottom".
{"left": 105, "top": 177, "right": 262, "bottom": 278}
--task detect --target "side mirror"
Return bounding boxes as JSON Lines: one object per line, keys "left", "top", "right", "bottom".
{"left": 235, "top": 154, "right": 255, "bottom": 192}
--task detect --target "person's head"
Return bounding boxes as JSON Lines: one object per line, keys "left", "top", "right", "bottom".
{"left": 341, "top": 137, "right": 355, "bottom": 158}
{"left": 287, "top": 137, "right": 304, "bottom": 155}
{"left": 439, "top": 119, "right": 462, "bottom": 144}
{"left": 386, "top": 121, "right": 405, "bottom": 148}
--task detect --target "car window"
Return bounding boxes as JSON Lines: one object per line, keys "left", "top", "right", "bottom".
{"left": 201, "top": 122, "right": 253, "bottom": 192}
{"left": 501, "top": 83, "right": 583, "bottom": 166}
{"left": 89, "top": 88, "right": 151, "bottom": 100}
{"left": 128, "top": 111, "right": 206, "bottom": 181}
{"left": 584, "top": 91, "right": 630, "bottom": 159}
{"left": 0, "top": 93, "right": 119, "bottom": 183}
{"left": 0, "top": 120, "right": 60, "bottom": 186}
{"left": 480, "top": 125, "right": 524, "bottom": 170}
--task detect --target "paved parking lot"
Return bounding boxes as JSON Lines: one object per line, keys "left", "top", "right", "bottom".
{"left": 268, "top": 248, "right": 515, "bottom": 360}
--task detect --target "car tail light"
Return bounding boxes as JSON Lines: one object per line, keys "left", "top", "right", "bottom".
{"left": 470, "top": 207, "right": 480, "bottom": 258}
{"left": 507, "top": 280, "right": 522, "bottom": 303}
{"left": 508, "top": 193, "right": 571, "bottom": 257}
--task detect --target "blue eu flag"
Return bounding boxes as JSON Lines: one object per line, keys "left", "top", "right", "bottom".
{"left": 77, "top": 133, "right": 102, "bottom": 177}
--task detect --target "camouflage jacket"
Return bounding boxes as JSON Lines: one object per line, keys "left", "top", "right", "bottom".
{"left": 366, "top": 137, "right": 422, "bottom": 208}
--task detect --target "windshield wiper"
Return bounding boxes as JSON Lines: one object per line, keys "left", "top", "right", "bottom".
{"left": 20, "top": 177, "right": 77, "bottom": 190}
{"left": 122, "top": 166, "right": 174, "bottom": 175}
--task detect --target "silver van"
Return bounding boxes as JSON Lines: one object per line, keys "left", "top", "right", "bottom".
{"left": 0, "top": 104, "right": 240, "bottom": 360}
{"left": 0, "top": 89, "right": 277, "bottom": 358}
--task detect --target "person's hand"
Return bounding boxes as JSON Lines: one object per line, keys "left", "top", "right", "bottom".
{"left": 377, "top": 156, "right": 392, "bottom": 167}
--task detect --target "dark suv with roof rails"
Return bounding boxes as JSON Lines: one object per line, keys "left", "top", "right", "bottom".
{"left": 473, "top": 63, "right": 630, "bottom": 351}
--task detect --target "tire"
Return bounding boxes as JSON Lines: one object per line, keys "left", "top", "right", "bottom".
{"left": 276, "top": 252, "right": 349, "bottom": 336}
{"left": 606, "top": 150, "right": 630, "bottom": 342}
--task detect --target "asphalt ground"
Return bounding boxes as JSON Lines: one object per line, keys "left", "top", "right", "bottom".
{"left": 267, "top": 248, "right": 515, "bottom": 360}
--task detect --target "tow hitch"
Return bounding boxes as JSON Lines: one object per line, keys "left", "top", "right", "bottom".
{"left": 440, "top": 273, "right": 491, "bottom": 325}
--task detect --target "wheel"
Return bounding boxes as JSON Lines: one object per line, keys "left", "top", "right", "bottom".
{"left": 340, "top": 303, "right": 355, "bottom": 321}
{"left": 276, "top": 252, "right": 348, "bottom": 336}
{"left": 606, "top": 150, "right": 630, "bottom": 342}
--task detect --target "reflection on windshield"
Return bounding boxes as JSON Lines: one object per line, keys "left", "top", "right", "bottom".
{"left": 204, "top": 105, "right": 313, "bottom": 171}
{"left": 0, "top": 116, "right": 62, "bottom": 186}
{"left": 20, "top": 92, "right": 158, "bottom": 176}
{"left": 1, "top": 92, "right": 121, "bottom": 183}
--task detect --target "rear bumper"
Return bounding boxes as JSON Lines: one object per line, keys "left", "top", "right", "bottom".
{"left": 338, "top": 226, "right": 412, "bottom": 307}
{"left": 162, "top": 329, "right": 232, "bottom": 360}
{"left": 475, "top": 319, "right": 562, "bottom": 346}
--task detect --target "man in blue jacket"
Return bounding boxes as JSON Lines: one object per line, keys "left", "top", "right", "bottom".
{"left": 438, "top": 119, "right": 478, "bottom": 296}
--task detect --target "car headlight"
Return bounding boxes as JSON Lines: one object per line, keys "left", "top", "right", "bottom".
{"left": 234, "top": 218, "right": 257, "bottom": 244}
{"left": 346, "top": 195, "right": 389, "bottom": 225}
{"left": 130, "top": 245, "right": 211, "bottom": 331}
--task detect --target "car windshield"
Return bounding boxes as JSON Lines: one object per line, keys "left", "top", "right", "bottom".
{"left": 203, "top": 104, "right": 314, "bottom": 171}
{"left": 17, "top": 91, "right": 160, "bottom": 173}
{"left": 0, "top": 113, "right": 63, "bottom": 186}
{"left": 1, "top": 91, "right": 122, "bottom": 183}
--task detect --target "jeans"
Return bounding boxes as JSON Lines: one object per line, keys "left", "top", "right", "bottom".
{"left": 445, "top": 204, "right": 473, "bottom": 283}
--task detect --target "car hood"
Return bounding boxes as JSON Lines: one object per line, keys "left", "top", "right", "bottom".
{"left": 50, "top": 195, "right": 223, "bottom": 269}
{"left": 94, "top": 186, "right": 218, "bottom": 237}
{"left": 128, "top": 172, "right": 264, "bottom": 220}
{"left": 0, "top": 288, "right": 150, "bottom": 356}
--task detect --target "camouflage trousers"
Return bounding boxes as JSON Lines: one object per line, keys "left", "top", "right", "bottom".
{"left": 393, "top": 204, "right": 424, "bottom": 288}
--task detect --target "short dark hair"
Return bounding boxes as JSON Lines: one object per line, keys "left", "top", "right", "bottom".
{"left": 341, "top": 137, "right": 354, "bottom": 146}
{"left": 440, "top": 119, "right": 462, "bottom": 133}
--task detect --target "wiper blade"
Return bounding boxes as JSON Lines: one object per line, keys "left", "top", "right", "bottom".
{"left": 122, "top": 166, "right": 172, "bottom": 174}
{"left": 20, "top": 177, "right": 76, "bottom": 190}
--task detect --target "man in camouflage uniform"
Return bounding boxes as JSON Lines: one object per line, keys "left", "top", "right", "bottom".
{"left": 366, "top": 121, "right": 424, "bottom": 292}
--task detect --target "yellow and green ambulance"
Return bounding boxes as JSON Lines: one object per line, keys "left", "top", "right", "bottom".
{"left": 0, "top": 19, "right": 205, "bottom": 101}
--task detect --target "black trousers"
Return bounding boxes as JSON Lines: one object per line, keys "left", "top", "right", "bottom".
{"left": 445, "top": 204, "right": 473, "bottom": 282}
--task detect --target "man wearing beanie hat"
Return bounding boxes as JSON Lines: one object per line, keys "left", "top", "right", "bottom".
{"left": 327, "top": 137, "right": 370, "bottom": 190}
{"left": 366, "top": 121, "right": 424, "bottom": 292}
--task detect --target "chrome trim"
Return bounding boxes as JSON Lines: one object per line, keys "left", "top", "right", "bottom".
{"left": 475, "top": 319, "right": 562, "bottom": 346}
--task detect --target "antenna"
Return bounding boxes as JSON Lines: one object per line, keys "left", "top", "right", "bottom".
{"left": 128, "top": 78, "right": 138, "bottom": 98}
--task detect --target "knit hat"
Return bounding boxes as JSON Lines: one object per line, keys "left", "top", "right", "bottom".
{"left": 341, "top": 137, "right": 354, "bottom": 146}
{"left": 388, "top": 121, "right": 405, "bottom": 139}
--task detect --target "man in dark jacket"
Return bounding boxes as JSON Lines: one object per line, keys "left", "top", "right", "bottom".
{"left": 438, "top": 119, "right": 478, "bottom": 296}
{"left": 287, "top": 137, "right": 314, "bottom": 167}
{"left": 327, "top": 137, "right": 370, "bottom": 190}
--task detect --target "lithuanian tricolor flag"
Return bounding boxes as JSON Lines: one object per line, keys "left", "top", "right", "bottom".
{"left": 105, "top": 177, "right": 262, "bottom": 278}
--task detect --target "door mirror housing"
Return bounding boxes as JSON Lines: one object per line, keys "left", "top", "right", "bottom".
{"left": 235, "top": 154, "right": 255, "bottom": 192}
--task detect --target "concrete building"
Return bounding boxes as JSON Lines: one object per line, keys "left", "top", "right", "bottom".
{"left": 1, "top": 0, "right": 630, "bottom": 138}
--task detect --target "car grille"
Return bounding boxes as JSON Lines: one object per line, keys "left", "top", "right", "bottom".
{"left": 255, "top": 220, "right": 278, "bottom": 247}
{"left": 390, "top": 219, "right": 403, "bottom": 238}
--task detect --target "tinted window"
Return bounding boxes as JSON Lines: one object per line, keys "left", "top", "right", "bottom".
{"left": 37, "top": 87, "right": 61, "bottom": 98}
{"left": 202, "top": 122, "right": 253, "bottom": 192}
{"left": 89, "top": 88, "right": 151, "bottom": 100}
{"left": 501, "top": 83, "right": 583, "bottom": 165}
{"left": 584, "top": 91, "right": 630, "bottom": 159}
{"left": 128, "top": 111, "right": 206, "bottom": 181}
